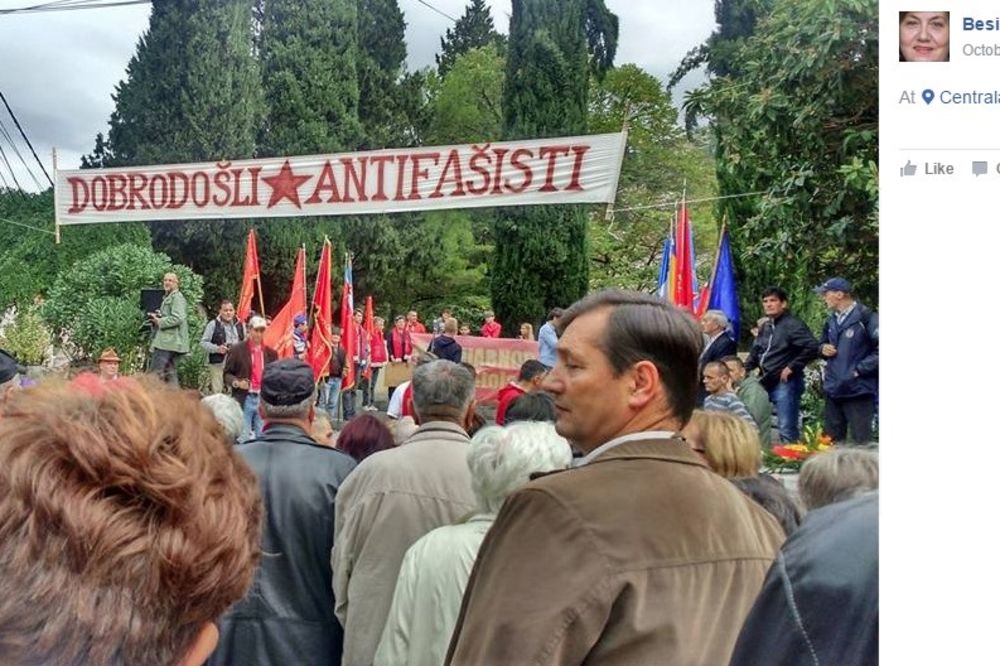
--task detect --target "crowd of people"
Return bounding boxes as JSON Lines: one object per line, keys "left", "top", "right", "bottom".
{"left": 0, "top": 281, "right": 879, "bottom": 665}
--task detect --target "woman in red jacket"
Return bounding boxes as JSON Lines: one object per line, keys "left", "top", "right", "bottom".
{"left": 364, "top": 316, "right": 389, "bottom": 411}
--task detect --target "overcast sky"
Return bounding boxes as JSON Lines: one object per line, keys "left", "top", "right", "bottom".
{"left": 0, "top": 0, "right": 715, "bottom": 192}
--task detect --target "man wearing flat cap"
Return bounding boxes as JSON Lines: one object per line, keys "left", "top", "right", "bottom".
{"left": 96, "top": 348, "right": 121, "bottom": 382}
{"left": 816, "top": 277, "right": 879, "bottom": 444}
{"left": 211, "top": 358, "right": 356, "bottom": 666}
{"left": 224, "top": 316, "right": 278, "bottom": 442}
{"left": 0, "top": 349, "right": 24, "bottom": 406}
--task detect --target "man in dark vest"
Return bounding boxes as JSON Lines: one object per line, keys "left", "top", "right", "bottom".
{"left": 200, "top": 300, "right": 246, "bottom": 395}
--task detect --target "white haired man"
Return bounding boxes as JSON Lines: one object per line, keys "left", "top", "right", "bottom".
{"left": 375, "top": 421, "right": 573, "bottom": 665}
{"left": 698, "top": 309, "right": 737, "bottom": 405}
{"left": 332, "top": 360, "right": 479, "bottom": 666}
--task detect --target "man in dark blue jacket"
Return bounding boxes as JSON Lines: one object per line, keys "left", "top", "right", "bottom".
{"left": 729, "top": 492, "right": 878, "bottom": 666}
{"left": 211, "top": 359, "right": 356, "bottom": 666}
{"left": 745, "top": 287, "right": 818, "bottom": 442}
{"left": 815, "top": 277, "right": 879, "bottom": 443}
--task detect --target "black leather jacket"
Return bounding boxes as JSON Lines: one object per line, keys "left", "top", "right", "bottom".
{"left": 210, "top": 424, "right": 357, "bottom": 666}
{"left": 745, "top": 311, "right": 818, "bottom": 389}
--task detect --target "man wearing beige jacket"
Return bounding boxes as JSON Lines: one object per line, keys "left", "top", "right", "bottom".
{"left": 446, "top": 290, "right": 785, "bottom": 665}
{"left": 332, "top": 360, "right": 478, "bottom": 666}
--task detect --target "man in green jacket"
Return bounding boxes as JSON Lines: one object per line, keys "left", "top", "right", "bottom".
{"left": 150, "top": 272, "right": 189, "bottom": 387}
{"left": 724, "top": 355, "right": 773, "bottom": 448}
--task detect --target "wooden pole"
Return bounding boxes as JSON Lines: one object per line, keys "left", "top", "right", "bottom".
{"left": 52, "top": 147, "right": 60, "bottom": 244}
{"left": 252, "top": 230, "right": 266, "bottom": 318}
{"left": 604, "top": 102, "right": 630, "bottom": 223}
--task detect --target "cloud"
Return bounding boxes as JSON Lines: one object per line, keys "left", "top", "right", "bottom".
{"left": 0, "top": 0, "right": 717, "bottom": 191}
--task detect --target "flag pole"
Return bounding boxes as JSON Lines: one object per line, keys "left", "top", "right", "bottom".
{"left": 252, "top": 229, "right": 266, "bottom": 318}
{"left": 604, "top": 101, "right": 630, "bottom": 223}
{"left": 705, "top": 216, "right": 727, "bottom": 303}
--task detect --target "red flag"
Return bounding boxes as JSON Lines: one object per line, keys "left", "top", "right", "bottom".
{"left": 672, "top": 201, "right": 695, "bottom": 310}
{"left": 307, "top": 238, "right": 334, "bottom": 381}
{"left": 263, "top": 246, "right": 307, "bottom": 358}
{"left": 363, "top": 295, "right": 375, "bottom": 380}
{"left": 236, "top": 229, "right": 262, "bottom": 321}
{"left": 340, "top": 254, "right": 356, "bottom": 391}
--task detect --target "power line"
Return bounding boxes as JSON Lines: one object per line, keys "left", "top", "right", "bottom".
{"left": 0, "top": 141, "right": 23, "bottom": 191}
{"left": 0, "top": 0, "right": 150, "bottom": 15}
{"left": 0, "top": 89, "right": 52, "bottom": 187}
{"left": 0, "top": 118, "right": 44, "bottom": 190}
{"left": 414, "top": 0, "right": 456, "bottom": 22}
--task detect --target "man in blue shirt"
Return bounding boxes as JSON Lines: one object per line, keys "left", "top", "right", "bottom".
{"left": 537, "top": 307, "right": 562, "bottom": 369}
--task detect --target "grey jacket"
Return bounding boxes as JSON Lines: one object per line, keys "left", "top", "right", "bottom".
{"left": 333, "top": 421, "right": 477, "bottom": 666}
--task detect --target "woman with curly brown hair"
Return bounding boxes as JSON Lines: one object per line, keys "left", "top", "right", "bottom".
{"left": 0, "top": 375, "right": 262, "bottom": 666}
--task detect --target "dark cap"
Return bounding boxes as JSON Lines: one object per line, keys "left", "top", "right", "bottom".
{"left": 814, "top": 277, "right": 852, "bottom": 294}
{"left": 260, "top": 358, "right": 315, "bottom": 405}
{"left": 294, "top": 313, "right": 308, "bottom": 326}
{"left": 0, "top": 349, "right": 26, "bottom": 384}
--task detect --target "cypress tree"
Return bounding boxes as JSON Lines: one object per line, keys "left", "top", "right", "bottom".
{"left": 258, "top": 0, "right": 362, "bottom": 156}
{"left": 356, "top": 0, "right": 420, "bottom": 148}
{"left": 492, "top": 0, "right": 618, "bottom": 333}
{"left": 435, "top": 0, "right": 505, "bottom": 77}
{"left": 102, "top": 0, "right": 264, "bottom": 306}
{"left": 254, "top": 0, "right": 365, "bottom": 307}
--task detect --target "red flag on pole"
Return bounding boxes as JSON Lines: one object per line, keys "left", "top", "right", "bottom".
{"left": 672, "top": 200, "right": 695, "bottom": 311}
{"left": 307, "top": 238, "right": 334, "bottom": 381}
{"left": 237, "top": 229, "right": 263, "bottom": 322}
{"left": 362, "top": 295, "right": 375, "bottom": 380}
{"left": 263, "top": 246, "right": 307, "bottom": 358}
{"left": 340, "top": 254, "right": 356, "bottom": 391}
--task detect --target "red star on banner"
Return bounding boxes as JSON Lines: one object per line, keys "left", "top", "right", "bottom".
{"left": 262, "top": 160, "right": 312, "bottom": 209}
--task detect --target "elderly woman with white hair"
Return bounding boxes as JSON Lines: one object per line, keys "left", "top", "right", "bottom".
{"left": 374, "top": 421, "right": 572, "bottom": 666}
{"left": 201, "top": 393, "right": 244, "bottom": 444}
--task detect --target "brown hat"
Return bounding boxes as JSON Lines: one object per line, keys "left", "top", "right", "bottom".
{"left": 98, "top": 348, "right": 121, "bottom": 363}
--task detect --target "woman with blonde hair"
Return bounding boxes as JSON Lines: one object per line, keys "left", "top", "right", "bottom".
{"left": 683, "top": 409, "right": 761, "bottom": 478}
{"left": 519, "top": 322, "right": 534, "bottom": 341}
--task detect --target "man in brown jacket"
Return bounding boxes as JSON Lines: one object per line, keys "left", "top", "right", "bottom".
{"left": 223, "top": 316, "right": 278, "bottom": 442}
{"left": 446, "top": 290, "right": 785, "bottom": 666}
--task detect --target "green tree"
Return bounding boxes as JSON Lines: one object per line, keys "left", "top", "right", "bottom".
{"left": 685, "top": 0, "right": 878, "bottom": 331}
{"left": 436, "top": 0, "right": 505, "bottom": 77}
{"left": 0, "top": 190, "right": 149, "bottom": 309}
{"left": 253, "top": 0, "right": 365, "bottom": 309}
{"left": 357, "top": 0, "right": 419, "bottom": 149}
{"left": 96, "top": 0, "right": 264, "bottom": 308}
{"left": 258, "top": 0, "right": 362, "bottom": 156}
{"left": 668, "top": 0, "right": 776, "bottom": 93}
{"left": 586, "top": 65, "right": 717, "bottom": 292}
{"left": 40, "top": 243, "right": 206, "bottom": 383}
{"left": 427, "top": 44, "right": 504, "bottom": 144}
{"left": 492, "top": 0, "right": 618, "bottom": 333}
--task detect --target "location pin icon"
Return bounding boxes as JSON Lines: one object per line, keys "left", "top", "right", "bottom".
{"left": 922, "top": 89, "right": 935, "bottom": 105}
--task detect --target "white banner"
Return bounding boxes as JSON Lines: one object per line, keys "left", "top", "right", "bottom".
{"left": 55, "top": 133, "right": 626, "bottom": 225}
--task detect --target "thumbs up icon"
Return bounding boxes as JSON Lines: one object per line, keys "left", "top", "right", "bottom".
{"left": 900, "top": 161, "right": 917, "bottom": 177}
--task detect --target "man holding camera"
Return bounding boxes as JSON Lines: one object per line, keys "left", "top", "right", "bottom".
{"left": 149, "top": 272, "right": 189, "bottom": 387}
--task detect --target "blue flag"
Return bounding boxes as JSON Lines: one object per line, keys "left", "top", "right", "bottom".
{"left": 657, "top": 235, "right": 673, "bottom": 300}
{"left": 707, "top": 228, "right": 740, "bottom": 340}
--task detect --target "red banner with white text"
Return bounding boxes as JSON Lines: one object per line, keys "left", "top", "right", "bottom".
{"left": 411, "top": 333, "right": 539, "bottom": 405}
{"left": 55, "top": 133, "right": 627, "bottom": 225}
